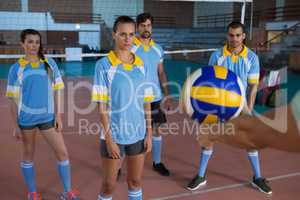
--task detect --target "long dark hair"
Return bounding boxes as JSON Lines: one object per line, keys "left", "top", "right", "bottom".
{"left": 20, "top": 29, "right": 52, "bottom": 77}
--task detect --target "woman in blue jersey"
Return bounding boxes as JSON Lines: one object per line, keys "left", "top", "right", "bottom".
{"left": 92, "top": 16, "right": 153, "bottom": 200}
{"left": 6, "top": 29, "right": 79, "bottom": 200}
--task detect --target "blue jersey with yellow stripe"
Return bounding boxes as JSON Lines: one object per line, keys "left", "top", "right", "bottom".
{"left": 6, "top": 57, "right": 64, "bottom": 126}
{"left": 92, "top": 51, "right": 154, "bottom": 145}
{"left": 131, "top": 37, "right": 164, "bottom": 102}
{"left": 208, "top": 45, "right": 260, "bottom": 89}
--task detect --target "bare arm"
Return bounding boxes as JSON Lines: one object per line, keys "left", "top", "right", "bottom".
{"left": 8, "top": 99, "right": 21, "bottom": 140}
{"left": 158, "top": 63, "right": 173, "bottom": 110}
{"left": 247, "top": 84, "right": 258, "bottom": 112}
{"left": 158, "top": 63, "right": 169, "bottom": 98}
{"left": 98, "top": 103, "right": 120, "bottom": 159}
{"left": 9, "top": 99, "right": 18, "bottom": 125}
{"left": 198, "top": 104, "right": 300, "bottom": 152}
{"left": 54, "top": 90, "right": 63, "bottom": 131}
{"left": 98, "top": 103, "right": 112, "bottom": 141}
{"left": 144, "top": 103, "right": 153, "bottom": 153}
{"left": 54, "top": 90, "right": 63, "bottom": 115}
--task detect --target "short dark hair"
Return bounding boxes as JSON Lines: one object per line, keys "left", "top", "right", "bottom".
{"left": 136, "top": 12, "right": 154, "bottom": 26}
{"left": 227, "top": 21, "right": 246, "bottom": 33}
{"left": 113, "top": 16, "right": 135, "bottom": 33}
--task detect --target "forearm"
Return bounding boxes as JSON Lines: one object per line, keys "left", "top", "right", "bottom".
{"left": 160, "top": 73, "right": 169, "bottom": 97}
{"left": 54, "top": 90, "right": 63, "bottom": 116}
{"left": 144, "top": 103, "right": 152, "bottom": 137}
{"left": 158, "top": 64, "right": 169, "bottom": 97}
{"left": 247, "top": 84, "right": 258, "bottom": 111}
{"left": 9, "top": 99, "right": 18, "bottom": 125}
{"left": 98, "top": 103, "right": 113, "bottom": 141}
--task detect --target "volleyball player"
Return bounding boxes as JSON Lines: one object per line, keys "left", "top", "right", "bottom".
{"left": 92, "top": 16, "right": 153, "bottom": 200}
{"left": 6, "top": 29, "right": 79, "bottom": 200}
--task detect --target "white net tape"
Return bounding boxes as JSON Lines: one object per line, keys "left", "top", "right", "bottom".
{"left": 0, "top": 48, "right": 217, "bottom": 59}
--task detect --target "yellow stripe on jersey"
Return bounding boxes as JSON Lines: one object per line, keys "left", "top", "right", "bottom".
{"left": 53, "top": 82, "right": 65, "bottom": 90}
{"left": 6, "top": 91, "right": 19, "bottom": 98}
{"left": 248, "top": 78, "right": 259, "bottom": 84}
{"left": 144, "top": 95, "right": 155, "bottom": 103}
{"left": 92, "top": 93, "right": 110, "bottom": 101}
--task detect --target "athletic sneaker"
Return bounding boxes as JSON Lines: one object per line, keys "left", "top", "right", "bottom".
{"left": 153, "top": 162, "right": 170, "bottom": 176}
{"left": 60, "top": 190, "right": 80, "bottom": 200}
{"left": 186, "top": 175, "right": 207, "bottom": 191}
{"left": 251, "top": 176, "right": 272, "bottom": 194}
{"left": 27, "top": 192, "right": 42, "bottom": 200}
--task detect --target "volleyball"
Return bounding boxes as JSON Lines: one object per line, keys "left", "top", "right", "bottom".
{"left": 181, "top": 65, "right": 245, "bottom": 124}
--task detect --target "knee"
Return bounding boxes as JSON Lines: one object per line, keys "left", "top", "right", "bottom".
{"left": 57, "top": 149, "right": 69, "bottom": 161}
{"left": 127, "top": 178, "right": 141, "bottom": 190}
{"left": 102, "top": 180, "right": 117, "bottom": 195}
{"left": 22, "top": 147, "right": 34, "bottom": 160}
{"left": 202, "top": 146, "right": 214, "bottom": 151}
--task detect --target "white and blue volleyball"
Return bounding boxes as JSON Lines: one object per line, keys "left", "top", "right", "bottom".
{"left": 181, "top": 65, "right": 245, "bottom": 124}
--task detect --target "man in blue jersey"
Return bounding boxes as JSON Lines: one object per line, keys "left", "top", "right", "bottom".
{"left": 187, "top": 21, "right": 272, "bottom": 194}
{"left": 131, "top": 13, "right": 172, "bottom": 176}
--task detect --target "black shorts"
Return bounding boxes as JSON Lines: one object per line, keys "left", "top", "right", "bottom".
{"left": 151, "top": 101, "right": 167, "bottom": 125}
{"left": 100, "top": 139, "right": 145, "bottom": 159}
{"left": 19, "top": 120, "right": 55, "bottom": 131}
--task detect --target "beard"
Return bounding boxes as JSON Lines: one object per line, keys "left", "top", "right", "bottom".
{"left": 141, "top": 31, "right": 152, "bottom": 39}
{"left": 229, "top": 41, "right": 243, "bottom": 48}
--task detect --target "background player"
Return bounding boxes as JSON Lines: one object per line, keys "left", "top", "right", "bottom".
{"left": 132, "top": 12, "right": 172, "bottom": 176}
{"left": 187, "top": 21, "right": 272, "bottom": 195}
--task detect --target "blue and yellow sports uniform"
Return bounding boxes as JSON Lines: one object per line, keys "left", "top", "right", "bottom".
{"left": 92, "top": 51, "right": 154, "bottom": 145}
{"left": 6, "top": 57, "right": 64, "bottom": 126}
{"left": 203, "top": 45, "right": 268, "bottom": 192}
{"left": 209, "top": 44, "right": 260, "bottom": 90}
{"left": 131, "top": 37, "right": 164, "bottom": 102}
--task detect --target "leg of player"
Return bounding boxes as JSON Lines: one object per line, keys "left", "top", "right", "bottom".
{"left": 21, "top": 129, "right": 41, "bottom": 200}
{"left": 98, "top": 158, "right": 121, "bottom": 200}
{"left": 41, "top": 127, "right": 79, "bottom": 200}
{"left": 152, "top": 102, "right": 170, "bottom": 176}
{"left": 127, "top": 154, "right": 144, "bottom": 200}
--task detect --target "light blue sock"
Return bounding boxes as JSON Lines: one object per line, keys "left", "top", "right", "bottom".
{"left": 152, "top": 136, "right": 162, "bottom": 164}
{"left": 128, "top": 189, "right": 142, "bottom": 200}
{"left": 21, "top": 161, "right": 36, "bottom": 193}
{"left": 98, "top": 194, "right": 112, "bottom": 200}
{"left": 248, "top": 151, "right": 261, "bottom": 179}
{"left": 198, "top": 149, "right": 213, "bottom": 177}
{"left": 57, "top": 160, "right": 71, "bottom": 192}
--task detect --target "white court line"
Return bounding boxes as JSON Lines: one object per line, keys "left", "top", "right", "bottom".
{"left": 150, "top": 172, "right": 300, "bottom": 200}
